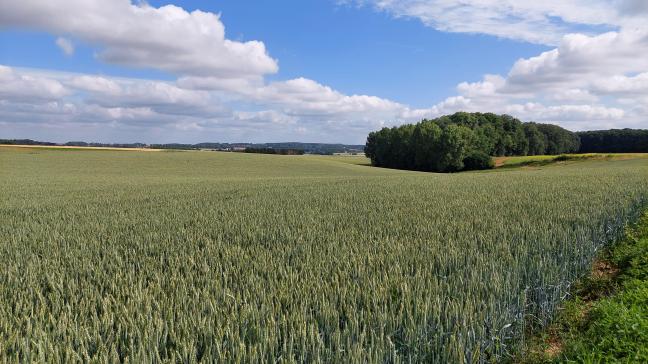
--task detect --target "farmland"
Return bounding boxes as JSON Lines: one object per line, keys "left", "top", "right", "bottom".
{"left": 1, "top": 147, "right": 647, "bottom": 362}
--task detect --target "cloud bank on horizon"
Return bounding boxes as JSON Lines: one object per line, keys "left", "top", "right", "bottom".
{"left": 0, "top": 0, "right": 647, "bottom": 143}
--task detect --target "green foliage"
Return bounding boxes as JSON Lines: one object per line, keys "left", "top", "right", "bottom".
{"left": 1, "top": 148, "right": 647, "bottom": 363}
{"left": 557, "top": 212, "right": 648, "bottom": 363}
{"left": 524, "top": 123, "right": 546, "bottom": 156}
{"left": 364, "top": 112, "right": 579, "bottom": 172}
{"left": 532, "top": 123, "right": 581, "bottom": 155}
{"left": 463, "top": 150, "right": 495, "bottom": 170}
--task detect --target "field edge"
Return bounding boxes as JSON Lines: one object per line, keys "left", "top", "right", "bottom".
{"left": 516, "top": 208, "right": 648, "bottom": 363}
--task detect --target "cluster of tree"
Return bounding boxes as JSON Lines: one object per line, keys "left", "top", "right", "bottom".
{"left": 243, "top": 147, "right": 305, "bottom": 155}
{"left": 0, "top": 139, "right": 57, "bottom": 146}
{"left": 364, "top": 112, "right": 580, "bottom": 172}
{"left": 577, "top": 129, "right": 648, "bottom": 153}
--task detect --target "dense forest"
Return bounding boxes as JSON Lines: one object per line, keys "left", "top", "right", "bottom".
{"left": 364, "top": 112, "right": 580, "bottom": 172}
{"left": 578, "top": 129, "right": 648, "bottom": 153}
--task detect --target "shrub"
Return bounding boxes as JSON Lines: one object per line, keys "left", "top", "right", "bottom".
{"left": 463, "top": 151, "right": 495, "bottom": 170}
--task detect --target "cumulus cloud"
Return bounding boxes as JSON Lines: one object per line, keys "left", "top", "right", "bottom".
{"left": 0, "top": 66, "right": 414, "bottom": 142}
{"left": 0, "top": 0, "right": 278, "bottom": 79}
{"left": 252, "top": 78, "right": 405, "bottom": 117}
{"left": 66, "top": 75, "right": 224, "bottom": 117}
{"left": 592, "top": 73, "right": 648, "bottom": 95}
{"left": 179, "top": 75, "right": 405, "bottom": 117}
{"left": 0, "top": 65, "right": 70, "bottom": 102}
{"left": 505, "top": 103, "right": 624, "bottom": 122}
{"left": 1, "top": 68, "right": 213, "bottom": 126}
{"left": 504, "top": 30, "right": 648, "bottom": 91}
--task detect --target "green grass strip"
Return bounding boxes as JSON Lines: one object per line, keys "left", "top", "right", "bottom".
{"left": 520, "top": 210, "right": 648, "bottom": 363}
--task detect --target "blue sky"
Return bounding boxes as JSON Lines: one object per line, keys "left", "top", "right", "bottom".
{"left": 0, "top": 1, "right": 646, "bottom": 143}
{"left": 0, "top": 1, "right": 546, "bottom": 107}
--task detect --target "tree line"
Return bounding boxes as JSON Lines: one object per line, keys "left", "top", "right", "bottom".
{"left": 0, "top": 139, "right": 361, "bottom": 154}
{"left": 364, "top": 112, "right": 581, "bottom": 172}
{"left": 577, "top": 129, "right": 648, "bottom": 153}
{"left": 243, "top": 147, "right": 305, "bottom": 155}
{"left": 0, "top": 139, "right": 57, "bottom": 146}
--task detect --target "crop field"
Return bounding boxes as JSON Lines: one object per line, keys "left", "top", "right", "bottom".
{"left": 1, "top": 147, "right": 647, "bottom": 363}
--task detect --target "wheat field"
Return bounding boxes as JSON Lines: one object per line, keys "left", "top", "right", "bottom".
{"left": 1, "top": 147, "right": 647, "bottom": 363}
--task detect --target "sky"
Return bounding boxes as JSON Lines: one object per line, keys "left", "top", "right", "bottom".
{"left": 0, "top": 1, "right": 647, "bottom": 144}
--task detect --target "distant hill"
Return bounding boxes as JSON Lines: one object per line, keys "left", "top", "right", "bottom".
{"left": 151, "top": 142, "right": 365, "bottom": 154}
{"left": 0, "top": 139, "right": 364, "bottom": 155}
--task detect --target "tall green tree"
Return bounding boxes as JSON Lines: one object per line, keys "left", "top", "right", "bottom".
{"left": 524, "top": 123, "right": 547, "bottom": 155}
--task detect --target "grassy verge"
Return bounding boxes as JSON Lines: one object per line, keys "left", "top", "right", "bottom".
{"left": 519, "top": 210, "right": 648, "bottom": 363}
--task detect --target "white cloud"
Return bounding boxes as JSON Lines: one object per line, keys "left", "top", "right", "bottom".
{"left": 68, "top": 75, "right": 122, "bottom": 95}
{"left": 0, "top": 0, "right": 278, "bottom": 79}
{"left": 547, "top": 89, "right": 598, "bottom": 103}
{"left": 592, "top": 73, "right": 648, "bottom": 95}
{"left": 403, "top": 22, "right": 645, "bottom": 129}
{"left": 67, "top": 76, "right": 215, "bottom": 114}
{"left": 457, "top": 75, "right": 506, "bottom": 98}
{"left": 0, "top": 65, "right": 69, "bottom": 102}
{"left": 180, "top": 75, "right": 405, "bottom": 116}
{"left": 233, "top": 110, "right": 297, "bottom": 125}
{"left": 346, "top": 0, "right": 637, "bottom": 45}
{"left": 253, "top": 78, "right": 405, "bottom": 117}
{"left": 181, "top": 75, "right": 411, "bottom": 121}
{"left": 0, "top": 66, "right": 414, "bottom": 142}
{"left": 505, "top": 30, "right": 648, "bottom": 92}
{"left": 504, "top": 103, "right": 625, "bottom": 121}
{"left": 55, "top": 37, "right": 74, "bottom": 56}
{"left": 617, "top": 0, "right": 648, "bottom": 16}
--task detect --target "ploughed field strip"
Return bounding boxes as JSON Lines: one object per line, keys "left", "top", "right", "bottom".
{"left": 1, "top": 148, "right": 647, "bottom": 362}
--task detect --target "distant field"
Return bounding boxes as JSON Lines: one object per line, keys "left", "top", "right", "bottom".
{"left": 1, "top": 147, "right": 647, "bottom": 362}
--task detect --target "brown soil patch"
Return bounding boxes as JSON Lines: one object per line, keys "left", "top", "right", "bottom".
{"left": 591, "top": 260, "right": 619, "bottom": 279}
{"left": 544, "top": 336, "right": 563, "bottom": 358}
{"left": 494, "top": 157, "right": 507, "bottom": 167}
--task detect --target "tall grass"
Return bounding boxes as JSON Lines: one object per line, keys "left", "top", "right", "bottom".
{"left": 1, "top": 148, "right": 647, "bottom": 362}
